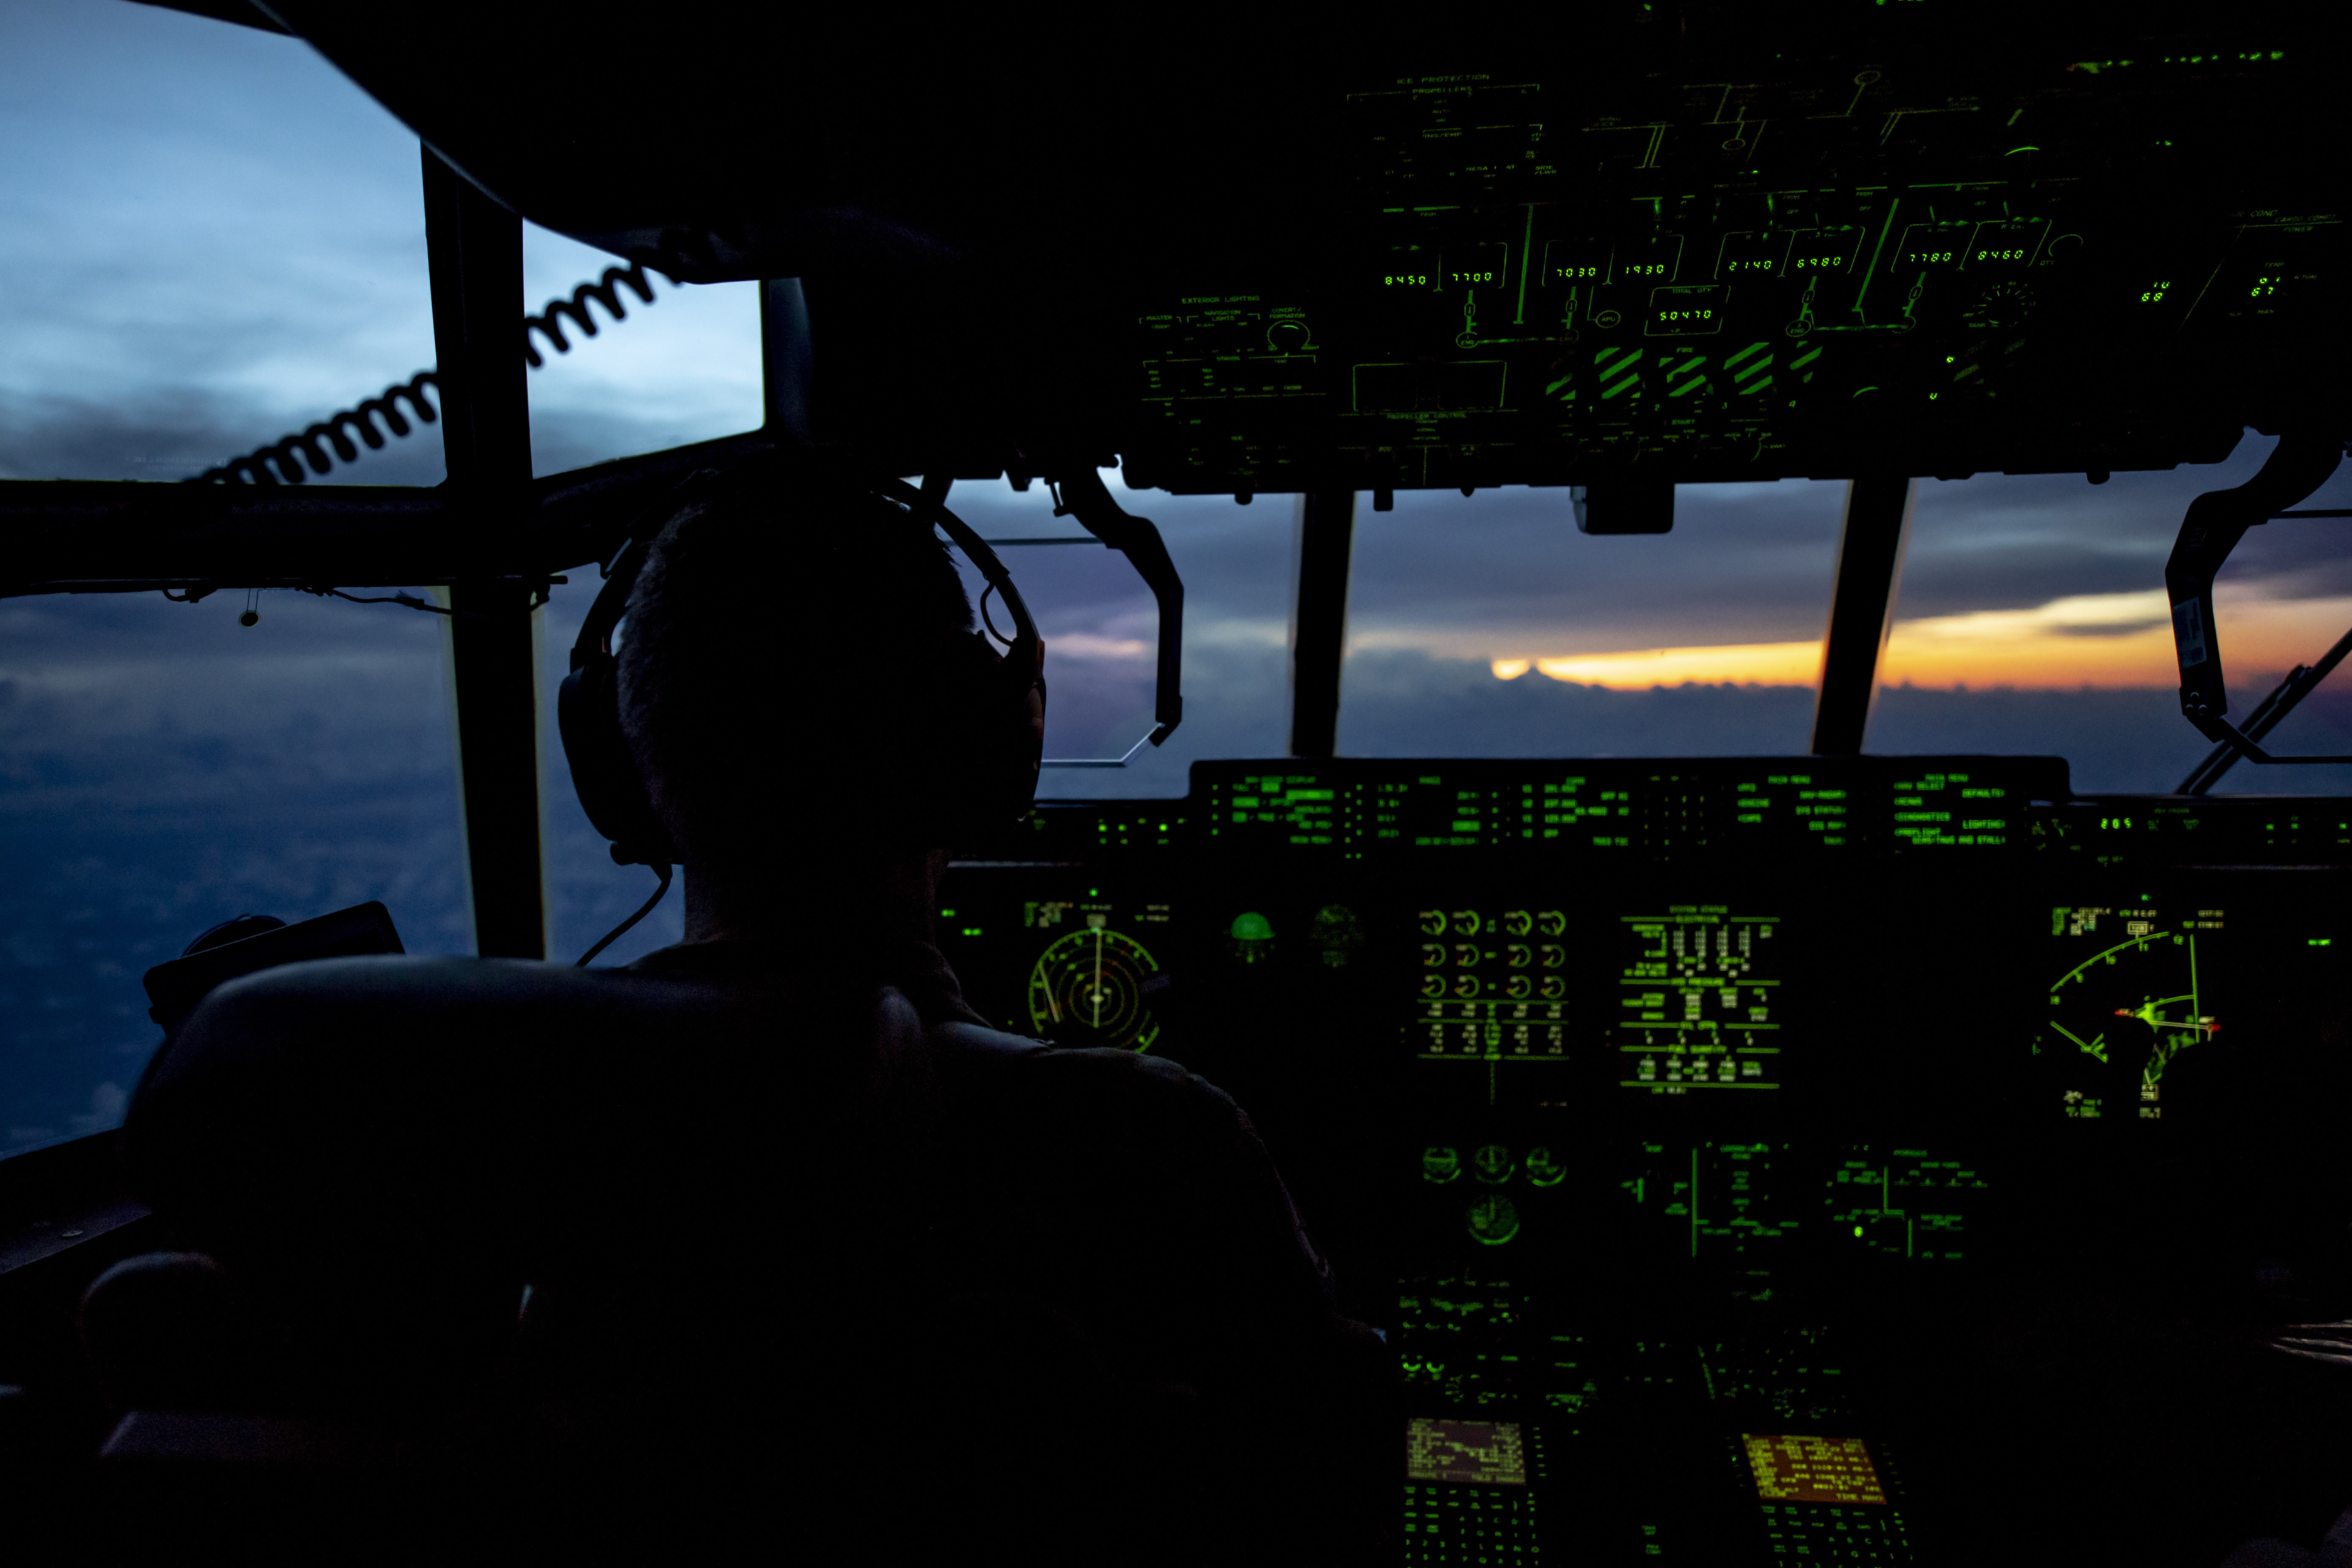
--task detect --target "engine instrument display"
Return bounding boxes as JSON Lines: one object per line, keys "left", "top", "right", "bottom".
{"left": 1612, "top": 908, "right": 1783, "bottom": 1094}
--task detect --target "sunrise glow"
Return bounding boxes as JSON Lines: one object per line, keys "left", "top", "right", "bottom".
{"left": 1484, "top": 588, "right": 2352, "bottom": 691}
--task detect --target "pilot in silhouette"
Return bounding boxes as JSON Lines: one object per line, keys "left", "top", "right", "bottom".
{"left": 114, "top": 460, "right": 1394, "bottom": 1564}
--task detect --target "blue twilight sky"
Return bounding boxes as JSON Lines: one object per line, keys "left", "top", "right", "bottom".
{"left": 3, "top": 0, "right": 2351, "bottom": 1152}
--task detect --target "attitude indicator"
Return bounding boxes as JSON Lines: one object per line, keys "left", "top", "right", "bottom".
{"left": 1027, "top": 922, "right": 1164, "bottom": 1052}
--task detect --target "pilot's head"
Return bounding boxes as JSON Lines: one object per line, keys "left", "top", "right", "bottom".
{"left": 614, "top": 469, "right": 983, "bottom": 872}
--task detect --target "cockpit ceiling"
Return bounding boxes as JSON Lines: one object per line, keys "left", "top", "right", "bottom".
{"left": 138, "top": 5, "right": 2349, "bottom": 490}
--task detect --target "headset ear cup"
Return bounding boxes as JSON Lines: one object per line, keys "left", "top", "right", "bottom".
{"left": 922, "top": 643, "right": 1043, "bottom": 842}
{"left": 557, "top": 653, "right": 674, "bottom": 867}
{"left": 1010, "top": 664, "right": 1045, "bottom": 819}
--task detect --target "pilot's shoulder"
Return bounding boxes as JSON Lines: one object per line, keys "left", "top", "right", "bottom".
{"left": 928, "top": 1022, "right": 1250, "bottom": 1145}
{"left": 148, "top": 955, "right": 742, "bottom": 1092}
{"left": 199, "top": 952, "right": 724, "bottom": 1026}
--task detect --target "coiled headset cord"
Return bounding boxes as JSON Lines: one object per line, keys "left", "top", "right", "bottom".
{"left": 188, "top": 260, "right": 673, "bottom": 487}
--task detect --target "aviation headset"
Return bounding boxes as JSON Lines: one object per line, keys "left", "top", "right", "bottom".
{"left": 556, "top": 452, "right": 1048, "bottom": 875}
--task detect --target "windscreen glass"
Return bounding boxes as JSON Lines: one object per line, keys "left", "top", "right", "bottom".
{"left": 0, "top": 591, "right": 469, "bottom": 1156}
{"left": 1871, "top": 435, "right": 2352, "bottom": 792}
{"left": 523, "top": 224, "right": 761, "bottom": 478}
{"left": 1337, "top": 482, "right": 1848, "bottom": 757}
{"left": 0, "top": 1, "right": 439, "bottom": 486}
{"left": 940, "top": 471, "right": 1295, "bottom": 798}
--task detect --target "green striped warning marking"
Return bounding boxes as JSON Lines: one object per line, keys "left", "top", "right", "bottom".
{"left": 1597, "top": 346, "right": 1644, "bottom": 400}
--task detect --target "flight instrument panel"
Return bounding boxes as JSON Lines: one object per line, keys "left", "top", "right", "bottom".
{"left": 941, "top": 758, "right": 2352, "bottom": 1565}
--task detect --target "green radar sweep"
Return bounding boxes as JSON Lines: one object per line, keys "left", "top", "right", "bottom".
{"left": 1026, "top": 923, "right": 1164, "bottom": 1053}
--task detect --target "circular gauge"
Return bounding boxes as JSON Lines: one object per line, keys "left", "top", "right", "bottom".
{"left": 1965, "top": 279, "right": 2036, "bottom": 329}
{"left": 1467, "top": 1195, "right": 1521, "bottom": 1246}
{"left": 1027, "top": 926, "right": 1163, "bottom": 1052}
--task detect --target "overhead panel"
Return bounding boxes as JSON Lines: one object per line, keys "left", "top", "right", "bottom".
{"left": 1118, "top": 52, "right": 2339, "bottom": 494}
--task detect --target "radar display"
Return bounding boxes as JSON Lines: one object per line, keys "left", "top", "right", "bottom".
{"left": 1612, "top": 906, "right": 1782, "bottom": 1093}
{"left": 1027, "top": 917, "right": 1164, "bottom": 1052}
{"left": 997, "top": 893, "right": 1171, "bottom": 1053}
{"left": 2040, "top": 904, "right": 2221, "bottom": 1119}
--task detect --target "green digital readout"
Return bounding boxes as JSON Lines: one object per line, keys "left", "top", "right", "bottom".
{"left": 1826, "top": 1146, "right": 1985, "bottom": 1262}
{"left": 1888, "top": 770, "right": 2013, "bottom": 849}
{"left": 1969, "top": 219, "right": 2047, "bottom": 269}
{"left": 1191, "top": 760, "right": 2056, "bottom": 861}
{"left": 1621, "top": 1141, "right": 1802, "bottom": 1260}
{"left": 1716, "top": 230, "right": 1791, "bottom": 277}
{"left": 1894, "top": 222, "right": 1972, "bottom": 273}
{"left": 1543, "top": 235, "right": 1609, "bottom": 287}
{"left": 1613, "top": 908, "right": 1781, "bottom": 1092}
{"left": 1785, "top": 228, "right": 1863, "bottom": 275}
{"left": 1616, "top": 233, "right": 1682, "bottom": 282}
{"left": 1647, "top": 286, "right": 1727, "bottom": 338}
{"left": 1448, "top": 242, "right": 1508, "bottom": 288}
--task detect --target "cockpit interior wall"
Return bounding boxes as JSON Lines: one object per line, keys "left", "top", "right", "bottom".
{"left": 942, "top": 759, "right": 2352, "bottom": 1564}
{"left": 256, "top": 2, "right": 2344, "bottom": 492}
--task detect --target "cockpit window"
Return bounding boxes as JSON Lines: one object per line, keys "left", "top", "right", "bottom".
{"left": 522, "top": 224, "right": 760, "bottom": 477}
{"left": 0, "top": 590, "right": 468, "bottom": 1156}
{"left": 937, "top": 474, "right": 1296, "bottom": 799}
{"left": 1873, "top": 437, "right": 2352, "bottom": 792}
{"left": 0, "top": 0, "right": 436, "bottom": 485}
{"left": 1338, "top": 483, "right": 1848, "bottom": 755}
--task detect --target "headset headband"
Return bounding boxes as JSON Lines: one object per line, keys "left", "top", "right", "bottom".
{"left": 569, "top": 455, "right": 1041, "bottom": 675}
